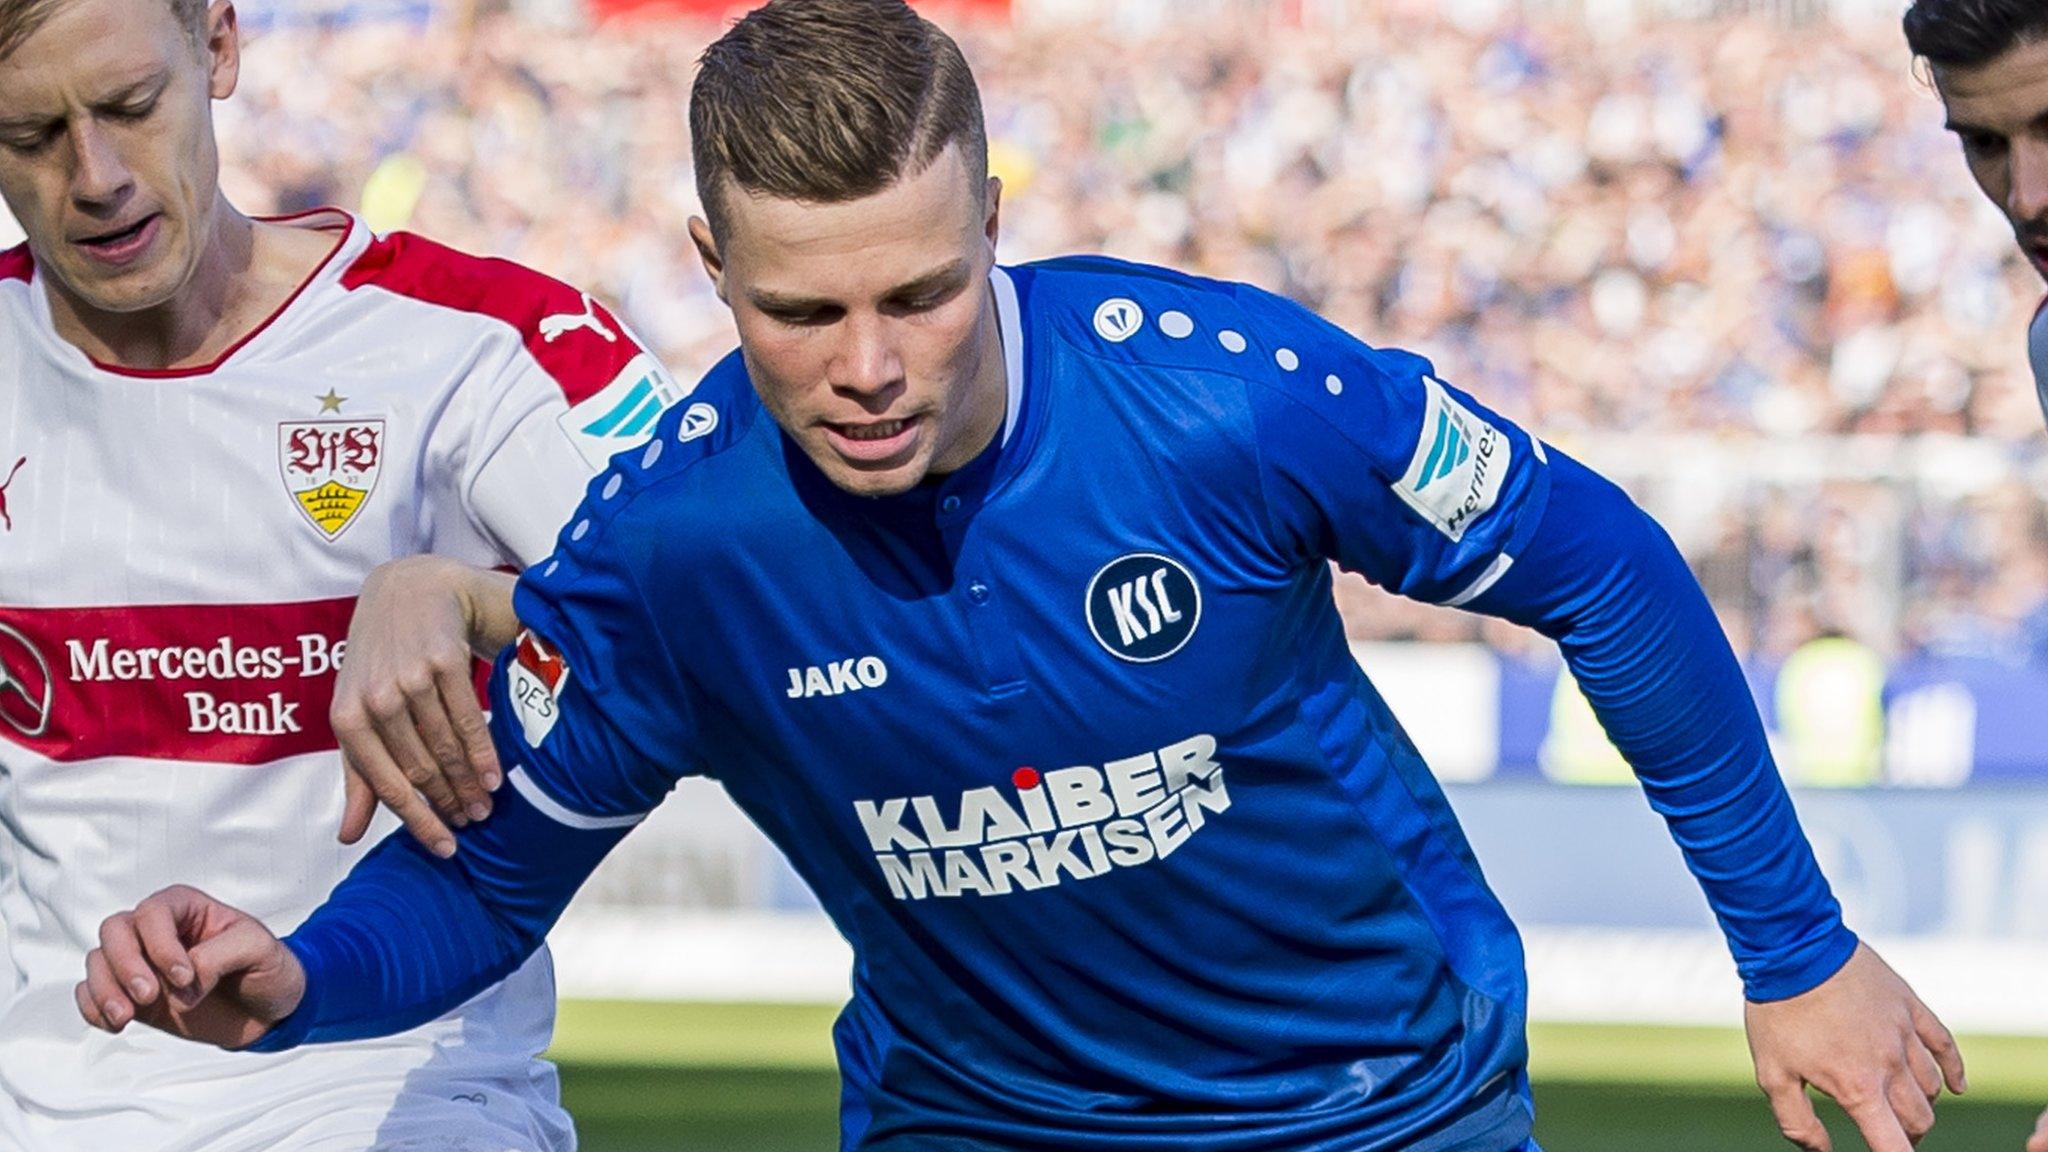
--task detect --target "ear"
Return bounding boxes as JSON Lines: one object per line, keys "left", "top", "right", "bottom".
{"left": 982, "top": 176, "right": 1003, "bottom": 253}
{"left": 687, "top": 217, "right": 728, "bottom": 305}
{"left": 206, "top": 1, "right": 241, "bottom": 101}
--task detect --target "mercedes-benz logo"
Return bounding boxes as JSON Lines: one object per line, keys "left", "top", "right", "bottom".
{"left": 0, "top": 622, "right": 53, "bottom": 739}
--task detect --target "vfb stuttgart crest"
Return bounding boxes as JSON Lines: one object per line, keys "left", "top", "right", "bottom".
{"left": 279, "top": 420, "right": 384, "bottom": 541}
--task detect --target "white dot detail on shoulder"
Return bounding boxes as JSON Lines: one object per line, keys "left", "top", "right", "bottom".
{"left": 1276, "top": 348, "right": 1300, "bottom": 371}
{"left": 1325, "top": 375, "right": 1344, "bottom": 396}
{"left": 544, "top": 560, "right": 559, "bottom": 578}
{"left": 1093, "top": 298, "right": 1145, "bottom": 343}
{"left": 1218, "top": 330, "right": 1248, "bottom": 354}
{"left": 602, "top": 474, "right": 624, "bottom": 500}
{"left": 571, "top": 520, "right": 590, "bottom": 542}
{"left": 1160, "top": 311, "right": 1194, "bottom": 339}
{"left": 642, "top": 438, "right": 665, "bottom": 468}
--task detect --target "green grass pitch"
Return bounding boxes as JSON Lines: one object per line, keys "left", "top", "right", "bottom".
{"left": 551, "top": 1001, "right": 2048, "bottom": 1151}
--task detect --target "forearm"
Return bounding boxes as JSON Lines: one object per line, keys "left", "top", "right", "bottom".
{"left": 249, "top": 779, "right": 626, "bottom": 1051}
{"left": 1480, "top": 452, "right": 1857, "bottom": 1001}
{"left": 457, "top": 566, "right": 522, "bottom": 658}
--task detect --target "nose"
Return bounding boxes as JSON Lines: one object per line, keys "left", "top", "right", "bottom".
{"left": 2010, "top": 138, "right": 2048, "bottom": 229}
{"left": 67, "top": 121, "right": 134, "bottom": 209}
{"left": 828, "top": 313, "right": 904, "bottom": 401}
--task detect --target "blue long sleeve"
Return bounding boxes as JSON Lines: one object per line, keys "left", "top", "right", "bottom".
{"left": 1476, "top": 451, "right": 1858, "bottom": 1001}
{"left": 247, "top": 771, "right": 630, "bottom": 1052}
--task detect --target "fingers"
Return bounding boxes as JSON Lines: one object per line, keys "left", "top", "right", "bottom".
{"left": 331, "top": 710, "right": 456, "bottom": 858}
{"left": 438, "top": 663, "right": 501, "bottom": 796}
{"left": 2027, "top": 1107, "right": 2048, "bottom": 1152}
{"left": 1762, "top": 1072, "right": 1832, "bottom": 1152}
{"left": 1884, "top": 1069, "right": 1937, "bottom": 1146}
{"left": 75, "top": 976, "right": 111, "bottom": 1031}
{"left": 1913, "top": 1002, "right": 1966, "bottom": 1096}
{"left": 412, "top": 667, "right": 490, "bottom": 824}
{"left": 133, "top": 899, "right": 198, "bottom": 1006}
{"left": 96, "top": 912, "right": 160, "bottom": 1009}
{"left": 339, "top": 757, "right": 376, "bottom": 845}
{"left": 80, "top": 947, "right": 132, "bottom": 1032}
{"left": 1839, "top": 1085, "right": 1915, "bottom": 1152}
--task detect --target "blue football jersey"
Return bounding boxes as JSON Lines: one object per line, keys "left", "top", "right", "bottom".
{"left": 262, "top": 258, "right": 1856, "bottom": 1152}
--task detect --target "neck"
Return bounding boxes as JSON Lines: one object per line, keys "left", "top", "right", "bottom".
{"left": 930, "top": 281, "right": 1010, "bottom": 476}
{"left": 45, "top": 197, "right": 257, "bottom": 370}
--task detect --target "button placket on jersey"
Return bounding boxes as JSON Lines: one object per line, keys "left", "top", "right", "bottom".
{"left": 936, "top": 487, "right": 1026, "bottom": 697}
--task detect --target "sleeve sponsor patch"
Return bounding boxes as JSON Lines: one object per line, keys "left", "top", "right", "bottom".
{"left": 509, "top": 629, "right": 570, "bottom": 747}
{"left": 1392, "top": 376, "right": 1511, "bottom": 543}
{"left": 557, "top": 353, "right": 695, "bottom": 468}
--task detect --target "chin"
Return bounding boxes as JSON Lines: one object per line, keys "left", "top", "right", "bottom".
{"left": 63, "top": 262, "right": 182, "bottom": 316}
{"left": 826, "top": 466, "right": 926, "bottom": 499}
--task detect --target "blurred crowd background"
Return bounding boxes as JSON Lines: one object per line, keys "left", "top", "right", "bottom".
{"left": 11, "top": 0, "right": 2045, "bottom": 676}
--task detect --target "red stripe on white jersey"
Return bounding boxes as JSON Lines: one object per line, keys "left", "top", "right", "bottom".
{"left": 341, "top": 231, "right": 639, "bottom": 405}
{"left": 0, "top": 598, "right": 356, "bottom": 763}
{"left": 0, "top": 243, "right": 30, "bottom": 283}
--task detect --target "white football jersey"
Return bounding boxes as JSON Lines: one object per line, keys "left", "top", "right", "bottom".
{"left": 2031, "top": 296, "right": 2048, "bottom": 426}
{"left": 0, "top": 210, "right": 687, "bottom": 1151}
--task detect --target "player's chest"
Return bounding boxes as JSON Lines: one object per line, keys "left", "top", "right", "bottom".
{"left": 0, "top": 360, "right": 451, "bottom": 600}
{"left": 690, "top": 473, "right": 1315, "bottom": 791}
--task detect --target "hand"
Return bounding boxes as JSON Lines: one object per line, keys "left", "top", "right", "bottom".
{"left": 1745, "top": 943, "right": 1965, "bottom": 1152}
{"left": 77, "top": 885, "right": 305, "bottom": 1050}
{"left": 2028, "top": 1106, "right": 2048, "bottom": 1152}
{"left": 330, "top": 556, "right": 517, "bottom": 858}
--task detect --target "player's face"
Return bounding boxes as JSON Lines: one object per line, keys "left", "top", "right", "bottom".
{"left": 0, "top": 0, "right": 237, "bottom": 314}
{"left": 1933, "top": 38, "right": 2048, "bottom": 280}
{"left": 691, "top": 144, "right": 1006, "bottom": 498}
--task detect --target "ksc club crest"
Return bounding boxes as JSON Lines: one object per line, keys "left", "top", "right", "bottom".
{"left": 279, "top": 420, "right": 384, "bottom": 541}
{"left": 1086, "top": 552, "right": 1202, "bottom": 663}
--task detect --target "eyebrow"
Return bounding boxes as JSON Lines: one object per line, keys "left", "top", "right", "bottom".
{"left": 748, "top": 260, "right": 972, "bottom": 313}
{"left": 1945, "top": 107, "right": 2048, "bottom": 135}
{"left": 0, "top": 69, "right": 169, "bottom": 134}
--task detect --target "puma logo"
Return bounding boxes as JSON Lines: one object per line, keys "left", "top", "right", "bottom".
{"left": 0, "top": 457, "right": 23, "bottom": 532}
{"left": 539, "top": 293, "right": 618, "bottom": 345}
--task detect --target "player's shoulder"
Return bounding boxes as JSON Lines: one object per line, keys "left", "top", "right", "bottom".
{"left": 541, "top": 349, "right": 774, "bottom": 572}
{"left": 0, "top": 245, "right": 39, "bottom": 339}
{"left": 1018, "top": 254, "right": 1428, "bottom": 401}
{"left": 340, "top": 228, "right": 641, "bottom": 405}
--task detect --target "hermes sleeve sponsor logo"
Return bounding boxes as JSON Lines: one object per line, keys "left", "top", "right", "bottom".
{"left": 279, "top": 419, "right": 385, "bottom": 541}
{"left": 558, "top": 354, "right": 696, "bottom": 468}
{"left": 539, "top": 292, "right": 619, "bottom": 344}
{"left": 785, "top": 656, "right": 888, "bottom": 700}
{"left": 1393, "top": 376, "right": 1510, "bottom": 543}
{"left": 853, "top": 734, "right": 1231, "bottom": 900}
{"left": 0, "top": 455, "right": 24, "bottom": 532}
{"left": 508, "top": 630, "right": 569, "bottom": 747}
{"left": 0, "top": 600, "right": 358, "bottom": 762}
{"left": 1085, "top": 552, "right": 1202, "bottom": 663}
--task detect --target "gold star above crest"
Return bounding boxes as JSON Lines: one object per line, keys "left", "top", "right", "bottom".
{"left": 316, "top": 389, "right": 347, "bottom": 414}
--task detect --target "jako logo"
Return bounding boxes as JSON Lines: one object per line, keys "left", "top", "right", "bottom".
{"left": 1414, "top": 408, "right": 1471, "bottom": 491}
{"left": 1085, "top": 552, "right": 1201, "bottom": 663}
{"left": 787, "top": 656, "right": 889, "bottom": 699}
{"left": 1092, "top": 297, "right": 1144, "bottom": 343}
{"left": 677, "top": 403, "right": 718, "bottom": 442}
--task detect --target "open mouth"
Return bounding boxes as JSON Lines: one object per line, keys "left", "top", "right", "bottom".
{"left": 824, "top": 414, "right": 923, "bottom": 465}
{"left": 74, "top": 214, "right": 160, "bottom": 262}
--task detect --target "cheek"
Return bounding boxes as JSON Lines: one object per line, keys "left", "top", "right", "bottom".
{"left": 740, "top": 333, "right": 826, "bottom": 413}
